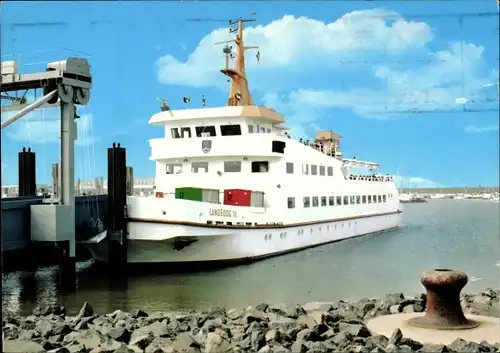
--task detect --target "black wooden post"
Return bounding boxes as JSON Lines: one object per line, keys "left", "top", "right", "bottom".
{"left": 107, "top": 143, "right": 128, "bottom": 275}
{"left": 18, "top": 147, "right": 36, "bottom": 197}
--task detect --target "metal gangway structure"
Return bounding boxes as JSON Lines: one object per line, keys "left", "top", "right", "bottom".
{"left": 1, "top": 58, "right": 92, "bottom": 284}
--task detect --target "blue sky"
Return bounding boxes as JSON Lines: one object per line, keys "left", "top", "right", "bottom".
{"left": 1, "top": 1, "right": 499, "bottom": 188}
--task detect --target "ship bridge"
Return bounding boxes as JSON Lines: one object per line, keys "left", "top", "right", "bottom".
{"left": 148, "top": 105, "right": 289, "bottom": 161}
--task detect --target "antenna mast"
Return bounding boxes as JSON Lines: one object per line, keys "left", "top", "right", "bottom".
{"left": 215, "top": 18, "right": 259, "bottom": 107}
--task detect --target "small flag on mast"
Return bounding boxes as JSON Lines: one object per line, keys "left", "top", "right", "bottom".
{"left": 256, "top": 51, "right": 260, "bottom": 63}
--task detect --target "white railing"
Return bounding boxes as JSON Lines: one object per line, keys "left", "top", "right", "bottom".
{"left": 348, "top": 174, "right": 394, "bottom": 182}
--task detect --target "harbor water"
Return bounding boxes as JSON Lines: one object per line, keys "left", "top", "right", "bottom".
{"left": 2, "top": 199, "right": 499, "bottom": 317}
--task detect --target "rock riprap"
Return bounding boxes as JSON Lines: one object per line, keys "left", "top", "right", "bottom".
{"left": 2, "top": 289, "right": 499, "bottom": 353}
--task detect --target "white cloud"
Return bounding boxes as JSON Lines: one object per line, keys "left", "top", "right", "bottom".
{"left": 464, "top": 124, "right": 499, "bottom": 133}
{"left": 157, "top": 10, "right": 433, "bottom": 88}
{"left": 259, "top": 41, "right": 493, "bottom": 132}
{"left": 395, "top": 176, "right": 442, "bottom": 189}
{"left": 2, "top": 108, "right": 99, "bottom": 147}
{"left": 155, "top": 10, "right": 497, "bottom": 139}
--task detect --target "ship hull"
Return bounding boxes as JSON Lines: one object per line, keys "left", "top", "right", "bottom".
{"left": 84, "top": 211, "right": 401, "bottom": 264}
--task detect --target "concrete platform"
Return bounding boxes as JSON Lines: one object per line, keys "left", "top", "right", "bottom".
{"left": 3, "top": 340, "right": 45, "bottom": 353}
{"left": 367, "top": 313, "right": 500, "bottom": 345}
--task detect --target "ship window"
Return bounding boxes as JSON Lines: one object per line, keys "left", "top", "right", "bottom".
{"left": 378, "top": 195, "right": 382, "bottom": 203}
{"left": 350, "top": 196, "right": 355, "bottom": 204}
{"left": 327, "top": 166, "right": 333, "bottom": 176}
{"left": 171, "top": 128, "right": 181, "bottom": 139}
{"left": 321, "top": 196, "right": 327, "bottom": 207}
{"left": 221, "top": 124, "right": 242, "bottom": 136}
{"left": 252, "top": 161, "right": 269, "bottom": 173}
{"left": 336, "top": 196, "right": 342, "bottom": 205}
{"left": 343, "top": 196, "right": 349, "bottom": 205}
{"left": 287, "top": 197, "right": 295, "bottom": 209}
{"left": 329, "top": 196, "right": 335, "bottom": 206}
{"left": 266, "top": 128, "right": 271, "bottom": 133}
{"left": 272, "top": 140, "right": 286, "bottom": 154}
{"left": 383, "top": 195, "right": 387, "bottom": 203}
{"left": 256, "top": 124, "right": 260, "bottom": 133}
{"left": 312, "top": 196, "right": 319, "bottom": 207}
{"left": 319, "top": 166, "right": 326, "bottom": 176}
{"left": 303, "top": 196, "right": 310, "bottom": 208}
{"left": 166, "top": 163, "right": 182, "bottom": 174}
{"left": 368, "top": 195, "right": 372, "bottom": 203}
{"left": 195, "top": 125, "right": 217, "bottom": 137}
{"left": 311, "top": 165, "right": 318, "bottom": 175}
{"left": 356, "top": 195, "right": 361, "bottom": 204}
{"left": 260, "top": 126, "right": 266, "bottom": 133}
{"left": 362, "top": 195, "right": 367, "bottom": 204}
{"left": 191, "top": 162, "right": 209, "bottom": 173}
{"left": 224, "top": 161, "right": 241, "bottom": 173}
{"left": 286, "top": 162, "right": 294, "bottom": 174}
{"left": 248, "top": 125, "right": 254, "bottom": 133}
{"left": 373, "top": 195, "right": 377, "bottom": 203}
{"left": 180, "top": 127, "right": 192, "bottom": 138}
{"left": 302, "top": 164, "right": 309, "bottom": 175}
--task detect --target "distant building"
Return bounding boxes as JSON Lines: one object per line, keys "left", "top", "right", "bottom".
{"left": 1, "top": 177, "right": 155, "bottom": 198}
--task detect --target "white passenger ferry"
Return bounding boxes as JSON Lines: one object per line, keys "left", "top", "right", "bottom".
{"left": 85, "top": 19, "right": 402, "bottom": 264}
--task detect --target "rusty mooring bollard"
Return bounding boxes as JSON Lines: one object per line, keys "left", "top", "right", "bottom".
{"left": 408, "top": 269, "right": 479, "bottom": 330}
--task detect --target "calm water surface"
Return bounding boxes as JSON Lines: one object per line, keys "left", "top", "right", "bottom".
{"left": 3, "top": 199, "right": 499, "bottom": 316}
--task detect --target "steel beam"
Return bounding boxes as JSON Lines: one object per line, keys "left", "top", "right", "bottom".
{"left": 1, "top": 101, "right": 60, "bottom": 113}
{"left": 1, "top": 90, "right": 57, "bottom": 129}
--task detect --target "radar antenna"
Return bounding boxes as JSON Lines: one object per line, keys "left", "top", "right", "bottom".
{"left": 214, "top": 18, "right": 259, "bottom": 107}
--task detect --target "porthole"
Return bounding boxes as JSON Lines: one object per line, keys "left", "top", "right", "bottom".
{"left": 310, "top": 228, "right": 313, "bottom": 233}
{"left": 319, "top": 227, "right": 322, "bottom": 232}
{"left": 269, "top": 234, "right": 272, "bottom": 240}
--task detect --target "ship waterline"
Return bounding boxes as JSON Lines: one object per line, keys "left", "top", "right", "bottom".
{"left": 85, "top": 211, "right": 401, "bottom": 263}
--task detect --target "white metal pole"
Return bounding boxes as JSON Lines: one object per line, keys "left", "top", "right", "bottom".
{"left": 1, "top": 90, "right": 57, "bottom": 129}
{"left": 60, "top": 101, "right": 76, "bottom": 257}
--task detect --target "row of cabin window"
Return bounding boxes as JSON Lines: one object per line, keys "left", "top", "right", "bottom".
{"left": 171, "top": 124, "right": 272, "bottom": 139}
{"left": 287, "top": 194, "right": 391, "bottom": 208}
{"left": 286, "top": 162, "right": 334, "bottom": 176}
{"left": 166, "top": 161, "right": 271, "bottom": 174}
{"left": 168, "top": 161, "right": 335, "bottom": 175}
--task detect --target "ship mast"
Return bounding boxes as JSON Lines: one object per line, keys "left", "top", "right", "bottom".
{"left": 216, "top": 18, "right": 259, "bottom": 107}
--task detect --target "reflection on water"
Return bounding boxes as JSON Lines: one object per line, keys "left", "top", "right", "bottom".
{"left": 3, "top": 200, "right": 499, "bottom": 316}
